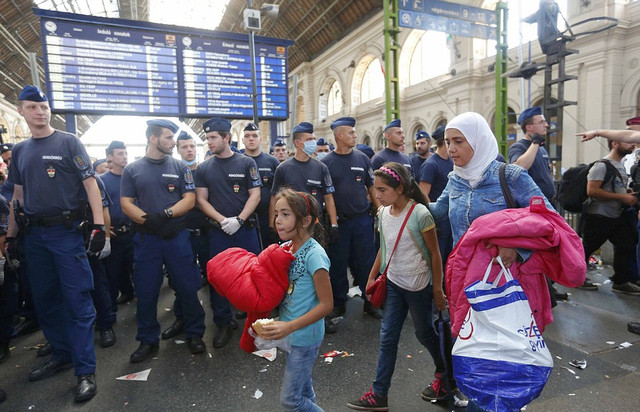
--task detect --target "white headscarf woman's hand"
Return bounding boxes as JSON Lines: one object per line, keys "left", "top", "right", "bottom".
{"left": 446, "top": 112, "right": 499, "bottom": 188}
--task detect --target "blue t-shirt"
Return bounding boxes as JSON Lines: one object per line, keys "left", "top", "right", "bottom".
{"left": 410, "top": 155, "right": 427, "bottom": 181}
{"left": 0, "top": 180, "right": 14, "bottom": 202}
{"left": 271, "top": 157, "right": 335, "bottom": 214}
{"left": 508, "top": 139, "right": 555, "bottom": 199}
{"left": 371, "top": 148, "right": 412, "bottom": 172}
{"left": 245, "top": 152, "right": 279, "bottom": 215}
{"left": 121, "top": 155, "right": 194, "bottom": 223}
{"left": 184, "top": 167, "right": 208, "bottom": 230}
{"left": 100, "top": 171, "right": 130, "bottom": 227}
{"left": 280, "top": 238, "right": 330, "bottom": 346}
{"left": 419, "top": 153, "right": 454, "bottom": 202}
{"left": 194, "top": 153, "right": 261, "bottom": 217}
{"left": 8, "top": 130, "right": 94, "bottom": 216}
{"left": 321, "top": 150, "right": 373, "bottom": 215}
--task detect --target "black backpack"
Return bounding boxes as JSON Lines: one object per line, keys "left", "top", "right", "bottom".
{"left": 557, "top": 160, "right": 620, "bottom": 213}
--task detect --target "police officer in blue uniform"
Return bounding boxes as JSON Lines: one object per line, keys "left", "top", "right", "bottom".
{"left": 161, "top": 130, "right": 209, "bottom": 340}
{"left": 0, "top": 192, "right": 14, "bottom": 365}
{"left": 195, "top": 117, "right": 261, "bottom": 348}
{"left": 321, "top": 117, "right": 382, "bottom": 331}
{"left": 272, "top": 138, "right": 288, "bottom": 163}
{"left": 242, "top": 122, "right": 280, "bottom": 248}
{"left": 270, "top": 122, "right": 338, "bottom": 234}
{"left": 101, "top": 140, "right": 135, "bottom": 307}
{"left": 315, "top": 137, "right": 331, "bottom": 160}
{"left": 371, "top": 119, "right": 413, "bottom": 172}
{"left": 6, "top": 85, "right": 105, "bottom": 402}
{"left": 121, "top": 119, "right": 206, "bottom": 362}
{"left": 410, "top": 130, "right": 431, "bottom": 180}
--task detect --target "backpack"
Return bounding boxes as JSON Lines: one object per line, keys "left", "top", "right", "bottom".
{"left": 557, "top": 160, "right": 620, "bottom": 213}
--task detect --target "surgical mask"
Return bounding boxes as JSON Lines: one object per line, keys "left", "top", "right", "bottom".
{"left": 302, "top": 140, "right": 317, "bottom": 156}
{"left": 316, "top": 152, "right": 328, "bottom": 160}
{"left": 184, "top": 159, "right": 197, "bottom": 166}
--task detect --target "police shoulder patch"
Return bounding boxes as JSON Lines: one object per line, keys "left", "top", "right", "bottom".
{"left": 184, "top": 169, "right": 194, "bottom": 185}
{"left": 250, "top": 167, "right": 259, "bottom": 181}
{"left": 74, "top": 155, "right": 89, "bottom": 170}
{"left": 324, "top": 174, "right": 333, "bottom": 187}
{"left": 368, "top": 167, "right": 374, "bottom": 179}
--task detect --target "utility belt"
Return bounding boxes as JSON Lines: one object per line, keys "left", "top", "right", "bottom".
{"left": 338, "top": 211, "right": 369, "bottom": 223}
{"left": 187, "top": 227, "right": 205, "bottom": 237}
{"left": 206, "top": 215, "right": 258, "bottom": 232}
{"left": 28, "top": 210, "right": 83, "bottom": 228}
{"left": 114, "top": 224, "right": 133, "bottom": 234}
{"left": 134, "top": 220, "right": 186, "bottom": 236}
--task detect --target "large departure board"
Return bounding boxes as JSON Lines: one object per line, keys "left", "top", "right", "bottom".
{"left": 35, "top": 9, "right": 293, "bottom": 120}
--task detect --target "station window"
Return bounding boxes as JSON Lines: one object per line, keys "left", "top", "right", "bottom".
{"left": 327, "top": 81, "right": 343, "bottom": 116}
{"left": 410, "top": 31, "right": 450, "bottom": 84}
{"left": 361, "top": 59, "right": 384, "bottom": 104}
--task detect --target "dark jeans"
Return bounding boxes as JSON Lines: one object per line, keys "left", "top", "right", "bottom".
{"left": 582, "top": 213, "right": 635, "bottom": 285}
{"left": 104, "top": 230, "right": 135, "bottom": 312}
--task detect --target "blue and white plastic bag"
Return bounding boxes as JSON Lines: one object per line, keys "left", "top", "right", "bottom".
{"left": 452, "top": 257, "right": 553, "bottom": 412}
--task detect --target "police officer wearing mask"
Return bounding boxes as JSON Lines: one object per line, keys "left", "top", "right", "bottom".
{"left": 6, "top": 85, "right": 106, "bottom": 402}
{"left": 371, "top": 119, "right": 412, "bottom": 172}
{"left": 270, "top": 122, "right": 338, "bottom": 236}
{"left": 272, "top": 138, "right": 288, "bottom": 163}
{"left": 121, "top": 119, "right": 206, "bottom": 362}
{"left": 161, "top": 130, "right": 210, "bottom": 340}
{"left": 315, "top": 137, "right": 331, "bottom": 160}
{"left": 195, "top": 117, "right": 261, "bottom": 348}
{"left": 410, "top": 131, "right": 431, "bottom": 180}
{"left": 321, "top": 117, "right": 382, "bottom": 332}
{"left": 242, "top": 122, "right": 280, "bottom": 248}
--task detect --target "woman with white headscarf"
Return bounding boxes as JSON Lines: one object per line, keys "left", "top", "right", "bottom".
{"left": 429, "top": 112, "right": 553, "bottom": 266}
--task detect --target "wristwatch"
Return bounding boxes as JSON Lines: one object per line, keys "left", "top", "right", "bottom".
{"left": 236, "top": 217, "right": 245, "bottom": 226}
{"left": 164, "top": 208, "right": 174, "bottom": 218}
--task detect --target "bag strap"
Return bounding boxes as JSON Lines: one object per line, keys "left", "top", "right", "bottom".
{"left": 599, "top": 159, "right": 625, "bottom": 186}
{"left": 499, "top": 163, "right": 517, "bottom": 209}
{"left": 382, "top": 202, "right": 418, "bottom": 276}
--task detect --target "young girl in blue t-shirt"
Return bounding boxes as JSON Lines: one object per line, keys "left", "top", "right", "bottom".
{"left": 261, "top": 188, "right": 333, "bottom": 412}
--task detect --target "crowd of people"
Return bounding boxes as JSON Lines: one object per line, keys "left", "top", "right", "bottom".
{"left": 0, "top": 84, "right": 638, "bottom": 410}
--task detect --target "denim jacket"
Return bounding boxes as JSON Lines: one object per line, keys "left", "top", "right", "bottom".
{"left": 429, "top": 160, "right": 553, "bottom": 246}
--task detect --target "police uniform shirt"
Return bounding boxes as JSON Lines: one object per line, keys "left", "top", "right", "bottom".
{"left": 508, "top": 139, "right": 555, "bottom": 199}
{"left": 8, "top": 130, "right": 95, "bottom": 216}
{"left": 419, "top": 153, "right": 454, "bottom": 202}
{"left": 245, "top": 152, "right": 279, "bottom": 215}
{"left": 410, "top": 155, "right": 427, "bottom": 181}
{"left": 184, "top": 168, "right": 208, "bottom": 230}
{"left": 100, "top": 171, "right": 130, "bottom": 227}
{"left": 0, "top": 180, "right": 13, "bottom": 202}
{"left": 82, "top": 175, "right": 111, "bottom": 221}
{"left": 371, "top": 148, "right": 412, "bottom": 172}
{"left": 271, "top": 157, "right": 335, "bottom": 213}
{"left": 321, "top": 150, "right": 373, "bottom": 215}
{"left": 0, "top": 193, "right": 9, "bottom": 235}
{"left": 194, "top": 153, "right": 261, "bottom": 217}
{"left": 121, "top": 155, "right": 194, "bottom": 223}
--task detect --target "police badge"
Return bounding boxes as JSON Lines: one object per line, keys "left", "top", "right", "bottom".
{"left": 47, "top": 164, "right": 56, "bottom": 178}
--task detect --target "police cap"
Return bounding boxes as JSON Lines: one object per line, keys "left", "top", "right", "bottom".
{"left": 18, "top": 85, "right": 48, "bottom": 102}
{"left": 432, "top": 125, "right": 446, "bottom": 140}
{"left": 316, "top": 138, "right": 329, "bottom": 146}
{"left": 106, "top": 140, "right": 126, "bottom": 154}
{"left": 146, "top": 119, "right": 178, "bottom": 133}
{"left": 518, "top": 107, "right": 543, "bottom": 125}
{"left": 93, "top": 158, "right": 106, "bottom": 169}
{"left": 384, "top": 119, "right": 401, "bottom": 132}
{"left": 273, "top": 138, "right": 286, "bottom": 147}
{"left": 292, "top": 122, "right": 313, "bottom": 135}
{"left": 415, "top": 131, "right": 430, "bottom": 141}
{"left": 176, "top": 130, "right": 193, "bottom": 141}
{"left": 203, "top": 117, "right": 231, "bottom": 133}
{"left": 244, "top": 122, "right": 259, "bottom": 131}
{"left": 0, "top": 143, "right": 14, "bottom": 154}
{"left": 356, "top": 144, "right": 375, "bottom": 159}
{"left": 330, "top": 117, "right": 356, "bottom": 130}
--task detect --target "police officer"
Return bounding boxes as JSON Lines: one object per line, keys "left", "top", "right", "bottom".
{"left": 371, "top": 119, "right": 413, "bottom": 172}
{"left": 195, "top": 117, "right": 261, "bottom": 348}
{"left": 315, "top": 137, "right": 331, "bottom": 160}
{"left": 321, "top": 117, "right": 382, "bottom": 331}
{"left": 272, "top": 138, "right": 288, "bottom": 163}
{"left": 101, "top": 141, "right": 135, "bottom": 307}
{"left": 7, "top": 85, "right": 105, "bottom": 402}
{"left": 242, "top": 123, "right": 280, "bottom": 248}
{"left": 161, "top": 130, "right": 209, "bottom": 340}
{"left": 121, "top": 119, "right": 206, "bottom": 362}
{"left": 410, "top": 131, "right": 431, "bottom": 180}
{"left": 0, "top": 191, "right": 13, "bottom": 364}
{"left": 270, "top": 122, "right": 338, "bottom": 235}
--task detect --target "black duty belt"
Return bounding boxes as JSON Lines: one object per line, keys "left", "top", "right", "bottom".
{"left": 114, "top": 224, "right": 132, "bottom": 234}
{"left": 187, "top": 228, "right": 203, "bottom": 236}
{"left": 29, "top": 211, "right": 82, "bottom": 227}
{"left": 339, "top": 211, "right": 369, "bottom": 222}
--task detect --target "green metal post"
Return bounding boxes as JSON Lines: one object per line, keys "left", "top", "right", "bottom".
{"left": 495, "top": 2, "right": 508, "bottom": 158}
{"left": 384, "top": 0, "right": 400, "bottom": 123}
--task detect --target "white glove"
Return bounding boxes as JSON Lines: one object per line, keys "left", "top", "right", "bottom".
{"left": 98, "top": 238, "right": 111, "bottom": 259}
{"left": 221, "top": 217, "right": 242, "bottom": 236}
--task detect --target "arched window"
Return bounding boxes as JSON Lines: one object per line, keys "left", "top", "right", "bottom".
{"left": 327, "top": 81, "right": 343, "bottom": 116}
{"left": 361, "top": 135, "right": 372, "bottom": 146}
{"left": 295, "top": 95, "right": 305, "bottom": 123}
{"left": 376, "top": 131, "right": 385, "bottom": 151}
{"left": 410, "top": 32, "right": 450, "bottom": 84}
{"left": 361, "top": 59, "right": 384, "bottom": 104}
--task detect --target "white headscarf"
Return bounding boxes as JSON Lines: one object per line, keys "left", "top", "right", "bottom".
{"left": 446, "top": 112, "right": 499, "bottom": 188}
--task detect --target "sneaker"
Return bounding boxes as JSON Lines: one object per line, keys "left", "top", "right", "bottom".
{"left": 452, "top": 387, "right": 469, "bottom": 407}
{"left": 346, "top": 388, "right": 388, "bottom": 411}
{"left": 421, "top": 378, "right": 448, "bottom": 402}
{"left": 579, "top": 279, "right": 598, "bottom": 290}
{"left": 612, "top": 282, "right": 640, "bottom": 296}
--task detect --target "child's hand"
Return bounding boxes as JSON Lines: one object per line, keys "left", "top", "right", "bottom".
{"left": 433, "top": 288, "right": 447, "bottom": 311}
{"left": 260, "top": 321, "right": 292, "bottom": 340}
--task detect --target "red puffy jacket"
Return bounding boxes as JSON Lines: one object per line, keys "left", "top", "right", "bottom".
{"left": 207, "top": 243, "right": 295, "bottom": 353}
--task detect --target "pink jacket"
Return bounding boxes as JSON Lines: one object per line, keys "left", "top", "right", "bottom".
{"left": 446, "top": 197, "right": 586, "bottom": 337}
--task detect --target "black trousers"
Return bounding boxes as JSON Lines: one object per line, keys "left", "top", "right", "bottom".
{"left": 582, "top": 212, "right": 635, "bottom": 284}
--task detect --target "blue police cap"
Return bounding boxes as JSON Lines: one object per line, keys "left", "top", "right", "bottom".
{"left": 384, "top": 119, "right": 401, "bottom": 132}
{"left": 146, "top": 119, "right": 178, "bottom": 133}
{"left": 0, "top": 143, "right": 14, "bottom": 154}
{"left": 176, "top": 130, "right": 193, "bottom": 140}
{"left": 203, "top": 117, "right": 231, "bottom": 133}
{"left": 18, "top": 85, "right": 48, "bottom": 102}
{"left": 432, "top": 125, "right": 446, "bottom": 140}
{"left": 292, "top": 122, "right": 314, "bottom": 135}
{"left": 244, "top": 122, "right": 259, "bottom": 131}
{"left": 356, "top": 144, "right": 375, "bottom": 159}
{"left": 518, "top": 107, "right": 543, "bottom": 125}
{"left": 93, "top": 158, "right": 106, "bottom": 169}
{"left": 330, "top": 117, "right": 356, "bottom": 130}
{"left": 273, "top": 138, "right": 286, "bottom": 147}
{"left": 105, "top": 140, "right": 125, "bottom": 154}
{"left": 316, "top": 138, "right": 329, "bottom": 146}
{"left": 415, "top": 131, "right": 430, "bottom": 141}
